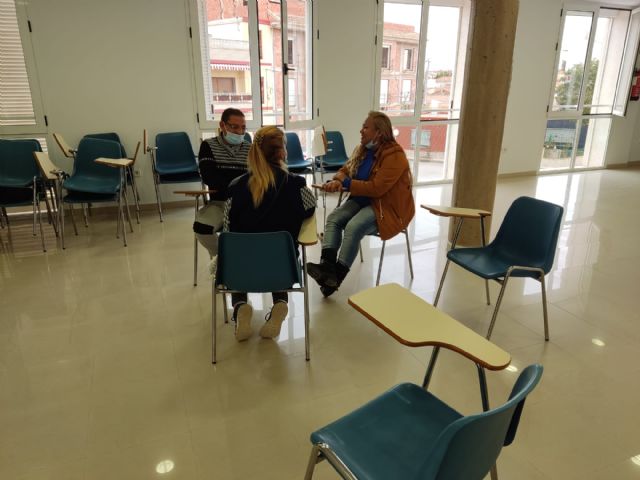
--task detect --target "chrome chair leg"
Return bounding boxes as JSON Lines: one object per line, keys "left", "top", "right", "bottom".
{"left": 37, "top": 200, "right": 46, "bottom": 252}
{"left": 433, "top": 259, "right": 451, "bottom": 307}
{"left": 32, "top": 183, "right": 37, "bottom": 236}
{"left": 82, "top": 203, "right": 89, "bottom": 227}
{"left": 376, "top": 240, "right": 386, "bottom": 286}
{"left": 119, "top": 188, "right": 128, "bottom": 247}
{"left": 304, "top": 444, "right": 322, "bottom": 480}
{"left": 60, "top": 201, "right": 66, "bottom": 249}
{"left": 404, "top": 229, "right": 414, "bottom": 279}
{"left": 69, "top": 204, "right": 78, "bottom": 236}
{"left": 422, "top": 346, "right": 441, "bottom": 389}
{"left": 486, "top": 272, "right": 511, "bottom": 340}
{"left": 153, "top": 173, "right": 164, "bottom": 222}
{"left": 128, "top": 166, "right": 141, "bottom": 224}
{"left": 302, "top": 246, "right": 311, "bottom": 361}
{"left": 123, "top": 187, "right": 134, "bottom": 233}
{"left": 540, "top": 272, "right": 550, "bottom": 341}
{"left": 485, "top": 280, "right": 491, "bottom": 305}
{"left": 212, "top": 282, "right": 217, "bottom": 364}
{"left": 193, "top": 196, "right": 200, "bottom": 286}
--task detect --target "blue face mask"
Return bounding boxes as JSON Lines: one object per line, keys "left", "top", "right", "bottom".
{"left": 224, "top": 131, "right": 245, "bottom": 145}
{"left": 365, "top": 140, "right": 377, "bottom": 150}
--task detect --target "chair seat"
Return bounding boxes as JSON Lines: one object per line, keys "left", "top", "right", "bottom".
{"left": 155, "top": 164, "right": 199, "bottom": 176}
{"left": 157, "top": 171, "right": 201, "bottom": 183}
{"left": 0, "top": 186, "right": 36, "bottom": 207}
{"left": 63, "top": 189, "right": 118, "bottom": 203}
{"left": 311, "top": 383, "right": 461, "bottom": 480}
{"left": 64, "top": 176, "right": 120, "bottom": 195}
{"left": 288, "top": 158, "right": 313, "bottom": 170}
{"left": 447, "top": 247, "right": 543, "bottom": 279}
{"left": 0, "top": 177, "right": 34, "bottom": 188}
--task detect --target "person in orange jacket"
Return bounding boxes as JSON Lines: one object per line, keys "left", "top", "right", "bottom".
{"left": 308, "top": 111, "right": 415, "bottom": 297}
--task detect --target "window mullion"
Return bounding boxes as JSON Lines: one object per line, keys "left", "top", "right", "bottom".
{"left": 413, "top": 0, "right": 429, "bottom": 123}
{"left": 576, "top": 10, "right": 599, "bottom": 116}
{"left": 247, "top": 0, "right": 262, "bottom": 129}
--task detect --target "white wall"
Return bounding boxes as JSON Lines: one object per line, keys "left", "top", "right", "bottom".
{"left": 25, "top": 0, "right": 201, "bottom": 203}
{"left": 315, "top": 0, "right": 377, "bottom": 154}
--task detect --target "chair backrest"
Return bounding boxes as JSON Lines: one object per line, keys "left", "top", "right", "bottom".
{"left": 84, "top": 132, "right": 127, "bottom": 158}
{"left": 490, "top": 196, "right": 564, "bottom": 274}
{"left": 72, "top": 137, "right": 122, "bottom": 186}
{"left": 420, "top": 364, "right": 543, "bottom": 479}
{"left": 217, "top": 231, "right": 301, "bottom": 292}
{"left": 324, "top": 131, "right": 348, "bottom": 165}
{"left": 285, "top": 132, "right": 306, "bottom": 164}
{"left": 155, "top": 132, "right": 196, "bottom": 171}
{"left": 0, "top": 138, "right": 42, "bottom": 186}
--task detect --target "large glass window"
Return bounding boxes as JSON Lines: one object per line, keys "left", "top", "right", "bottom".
{"left": 542, "top": 7, "right": 636, "bottom": 171}
{"left": 378, "top": 2, "right": 421, "bottom": 117}
{"left": 192, "top": 0, "right": 314, "bottom": 130}
{"left": 376, "top": 0, "right": 471, "bottom": 183}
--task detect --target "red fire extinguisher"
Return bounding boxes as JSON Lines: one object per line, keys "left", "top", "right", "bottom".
{"left": 630, "top": 69, "right": 640, "bottom": 101}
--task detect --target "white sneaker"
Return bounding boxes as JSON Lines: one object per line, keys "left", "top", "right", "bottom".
{"left": 259, "top": 301, "right": 288, "bottom": 339}
{"left": 234, "top": 303, "right": 253, "bottom": 341}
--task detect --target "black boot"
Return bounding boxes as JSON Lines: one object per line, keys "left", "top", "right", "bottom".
{"left": 307, "top": 248, "right": 338, "bottom": 288}
{"left": 319, "top": 262, "right": 350, "bottom": 298}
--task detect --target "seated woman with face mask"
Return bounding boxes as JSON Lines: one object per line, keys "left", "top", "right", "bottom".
{"left": 307, "top": 111, "right": 415, "bottom": 297}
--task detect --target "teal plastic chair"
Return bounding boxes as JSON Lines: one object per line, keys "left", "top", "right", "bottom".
{"left": 61, "top": 137, "right": 131, "bottom": 247}
{"left": 285, "top": 132, "right": 316, "bottom": 183}
{"left": 304, "top": 364, "right": 543, "bottom": 480}
{"left": 84, "top": 132, "right": 141, "bottom": 223}
{"left": 316, "top": 131, "right": 348, "bottom": 181}
{"left": 150, "top": 132, "right": 201, "bottom": 221}
{"left": 0, "top": 139, "right": 49, "bottom": 251}
{"left": 212, "top": 231, "right": 312, "bottom": 363}
{"left": 434, "top": 196, "right": 564, "bottom": 340}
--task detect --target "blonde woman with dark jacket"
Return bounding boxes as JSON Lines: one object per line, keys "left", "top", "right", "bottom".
{"left": 307, "top": 111, "right": 414, "bottom": 297}
{"left": 223, "top": 126, "right": 316, "bottom": 341}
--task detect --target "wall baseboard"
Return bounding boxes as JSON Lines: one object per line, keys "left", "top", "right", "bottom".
{"left": 607, "top": 162, "right": 640, "bottom": 170}
{"left": 497, "top": 170, "right": 537, "bottom": 179}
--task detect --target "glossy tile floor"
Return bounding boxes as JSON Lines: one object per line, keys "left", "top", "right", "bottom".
{"left": 1, "top": 168, "right": 640, "bottom": 479}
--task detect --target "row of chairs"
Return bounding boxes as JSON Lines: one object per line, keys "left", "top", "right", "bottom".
{"left": 0, "top": 134, "right": 138, "bottom": 251}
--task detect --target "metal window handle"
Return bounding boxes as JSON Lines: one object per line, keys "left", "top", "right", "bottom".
{"left": 283, "top": 63, "right": 296, "bottom": 74}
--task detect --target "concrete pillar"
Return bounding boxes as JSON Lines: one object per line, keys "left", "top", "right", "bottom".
{"left": 450, "top": 0, "right": 519, "bottom": 245}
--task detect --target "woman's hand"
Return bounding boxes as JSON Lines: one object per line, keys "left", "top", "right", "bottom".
{"left": 323, "top": 179, "right": 343, "bottom": 192}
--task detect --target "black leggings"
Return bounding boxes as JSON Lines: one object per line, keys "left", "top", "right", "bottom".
{"left": 231, "top": 292, "right": 288, "bottom": 306}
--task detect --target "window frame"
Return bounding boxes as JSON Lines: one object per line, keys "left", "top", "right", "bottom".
{"left": 188, "top": 0, "right": 317, "bottom": 132}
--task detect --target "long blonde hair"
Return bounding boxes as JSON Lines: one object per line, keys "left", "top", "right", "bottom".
{"left": 344, "top": 111, "right": 397, "bottom": 177}
{"left": 248, "top": 126, "right": 287, "bottom": 207}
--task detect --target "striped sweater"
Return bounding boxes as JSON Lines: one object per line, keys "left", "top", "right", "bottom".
{"left": 198, "top": 136, "right": 251, "bottom": 201}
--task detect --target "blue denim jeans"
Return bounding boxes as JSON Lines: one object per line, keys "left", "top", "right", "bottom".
{"left": 324, "top": 199, "right": 378, "bottom": 268}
